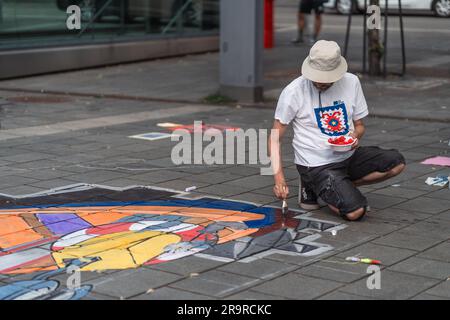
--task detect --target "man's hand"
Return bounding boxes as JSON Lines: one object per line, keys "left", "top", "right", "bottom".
{"left": 269, "top": 120, "right": 290, "bottom": 200}
{"left": 349, "top": 131, "right": 360, "bottom": 150}
{"left": 273, "top": 180, "right": 289, "bottom": 200}
{"left": 350, "top": 119, "right": 366, "bottom": 150}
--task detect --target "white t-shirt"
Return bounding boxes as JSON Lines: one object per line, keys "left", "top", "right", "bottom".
{"left": 274, "top": 72, "right": 369, "bottom": 167}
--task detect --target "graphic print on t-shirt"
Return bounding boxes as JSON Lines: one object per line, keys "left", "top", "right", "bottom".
{"left": 314, "top": 101, "right": 349, "bottom": 136}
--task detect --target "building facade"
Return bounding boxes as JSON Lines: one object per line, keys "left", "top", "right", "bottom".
{"left": 0, "top": 0, "right": 220, "bottom": 79}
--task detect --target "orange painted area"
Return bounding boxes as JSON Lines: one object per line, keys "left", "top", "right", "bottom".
{"left": 0, "top": 229, "right": 42, "bottom": 250}
{"left": 81, "top": 211, "right": 128, "bottom": 225}
{"left": 216, "top": 228, "right": 259, "bottom": 244}
{"left": 0, "top": 206, "right": 265, "bottom": 224}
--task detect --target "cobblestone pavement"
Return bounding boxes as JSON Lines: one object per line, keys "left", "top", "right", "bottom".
{"left": 0, "top": 86, "right": 448, "bottom": 300}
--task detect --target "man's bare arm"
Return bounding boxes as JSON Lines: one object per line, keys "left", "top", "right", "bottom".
{"left": 268, "top": 120, "right": 289, "bottom": 199}
{"left": 350, "top": 119, "right": 365, "bottom": 149}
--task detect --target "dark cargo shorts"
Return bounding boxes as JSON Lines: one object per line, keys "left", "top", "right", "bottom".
{"left": 296, "top": 146, "right": 405, "bottom": 218}
{"left": 299, "top": 0, "right": 325, "bottom": 14}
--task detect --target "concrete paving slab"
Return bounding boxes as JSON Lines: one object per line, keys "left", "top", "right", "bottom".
{"left": 339, "top": 270, "right": 440, "bottom": 300}
{"left": 417, "top": 241, "right": 450, "bottom": 263}
{"left": 388, "top": 257, "right": 450, "bottom": 280}
{"left": 251, "top": 273, "right": 342, "bottom": 300}
{"left": 90, "top": 269, "right": 182, "bottom": 299}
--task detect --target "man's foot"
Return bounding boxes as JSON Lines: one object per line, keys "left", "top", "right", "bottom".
{"left": 291, "top": 37, "right": 304, "bottom": 44}
{"left": 299, "top": 178, "right": 320, "bottom": 210}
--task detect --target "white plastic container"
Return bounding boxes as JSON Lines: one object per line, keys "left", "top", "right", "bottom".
{"left": 327, "top": 137, "right": 357, "bottom": 152}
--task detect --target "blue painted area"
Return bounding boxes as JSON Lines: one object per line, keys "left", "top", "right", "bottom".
{"left": 244, "top": 206, "right": 276, "bottom": 228}
{"left": 8, "top": 197, "right": 276, "bottom": 230}
{"left": 0, "top": 280, "right": 58, "bottom": 300}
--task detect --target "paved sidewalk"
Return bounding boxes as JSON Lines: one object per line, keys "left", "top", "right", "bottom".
{"left": 0, "top": 4, "right": 449, "bottom": 122}
{"left": 0, "top": 85, "right": 448, "bottom": 299}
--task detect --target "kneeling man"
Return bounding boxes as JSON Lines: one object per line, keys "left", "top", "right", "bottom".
{"left": 269, "top": 40, "right": 405, "bottom": 221}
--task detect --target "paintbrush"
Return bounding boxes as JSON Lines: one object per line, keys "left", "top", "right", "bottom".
{"left": 282, "top": 199, "right": 288, "bottom": 215}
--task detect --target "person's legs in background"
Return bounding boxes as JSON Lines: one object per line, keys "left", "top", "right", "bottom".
{"left": 292, "top": 0, "right": 312, "bottom": 44}
{"left": 313, "top": 12, "right": 322, "bottom": 42}
{"left": 312, "top": 0, "right": 325, "bottom": 43}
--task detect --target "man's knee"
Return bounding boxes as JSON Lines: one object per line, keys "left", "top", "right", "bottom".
{"left": 345, "top": 207, "right": 366, "bottom": 221}
{"left": 388, "top": 163, "right": 405, "bottom": 177}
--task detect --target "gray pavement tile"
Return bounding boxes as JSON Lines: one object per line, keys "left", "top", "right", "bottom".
{"left": 398, "top": 220, "right": 450, "bottom": 240}
{"left": 339, "top": 218, "right": 407, "bottom": 236}
{"left": 132, "top": 287, "right": 214, "bottom": 300}
{"left": 424, "top": 281, "right": 450, "bottom": 298}
{"left": 187, "top": 172, "right": 243, "bottom": 184}
{"left": 340, "top": 270, "right": 440, "bottom": 300}
{"left": 0, "top": 175, "right": 39, "bottom": 189}
{"left": 319, "top": 291, "right": 375, "bottom": 300}
{"left": 417, "top": 241, "right": 450, "bottom": 263}
{"left": 369, "top": 207, "right": 432, "bottom": 224}
{"left": 90, "top": 268, "right": 182, "bottom": 299}
{"left": 388, "top": 257, "right": 450, "bottom": 280}
{"left": 396, "top": 178, "right": 443, "bottom": 192}
{"left": 225, "top": 290, "right": 287, "bottom": 300}
{"left": 99, "top": 178, "right": 150, "bottom": 188}
{"left": 424, "top": 188, "right": 450, "bottom": 201}
{"left": 0, "top": 185, "right": 45, "bottom": 196}
{"left": 251, "top": 273, "right": 342, "bottom": 299}
{"left": 371, "top": 187, "right": 429, "bottom": 199}
{"left": 223, "top": 175, "right": 275, "bottom": 188}
{"left": 365, "top": 193, "right": 408, "bottom": 210}
{"left": 171, "top": 270, "right": 259, "bottom": 298}
{"left": 228, "top": 192, "right": 277, "bottom": 205}
{"left": 0, "top": 152, "right": 53, "bottom": 163}
{"left": 129, "top": 170, "right": 190, "bottom": 184}
{"left": 146, "top": 256, "right": 225, "bottom": 276}
{"left": 372, "top": 232, "right": 443, "bottom": 251}
{"left": 28, "top": 178, "right": 81, "bottom": 189}
{"left": 217, "top": 259, "right": 297, "bottom": 280}
{"left": 64, "top": 170, "right": 129, "bottom": 184}
{"left": 412, "top": 293, "right": 449, "bottom": 300}
{"left": 81, "top": 292, "right": 119, "bottom": 300}
{"left": 296, "top": 259, "right": 370, "bottom": 283}
{"left": 402, "top": 162, "right": 444, "bottom": 174}
{"left": 434, "top": 210, "right": 450, "bottom": 222}
{"left": 336, "top": 243, "right": 417, "bottom": 266}
{"left": 393, "top": 197, "right": 450, "bottom": 214}
{"left": 196, "top": 184, "right": 255, "bottom": 197}
{"left": 13, "top": 168, "right": 75, "bottom": 180}
{"left": 214, "top": 165, "right": 263, "bottom": 177}
{"left": 263, "top": 252, "right": 321, "bottom": 266}
{"left": 153, "top": 179, "right": 211, "bottom": 191}
{"left": 401, "top": 151, "right": 432, "bottom": 162}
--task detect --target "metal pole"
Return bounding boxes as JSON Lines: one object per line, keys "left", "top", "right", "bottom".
{"left": 344, "top": 0, "right": 355, "bottom": 58}
{"left": 363, "top": 0, "right": 367, "bottom": 73}
{"left": 398, "top": 0, "right": 406, "bottom": 76}
{"left": 383, "top": 0, "right": 388, "bottom": 77}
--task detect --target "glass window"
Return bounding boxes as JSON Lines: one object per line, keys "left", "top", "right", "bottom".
{"left": 0, "top": 0, "right": 220, "bottom": 50}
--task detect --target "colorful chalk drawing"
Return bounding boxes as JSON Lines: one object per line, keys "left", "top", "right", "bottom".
{"left": 0, "top": 184, "right": 346, "bottom": 300}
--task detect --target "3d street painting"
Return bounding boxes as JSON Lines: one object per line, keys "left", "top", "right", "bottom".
{"left": 0, "top": 184, "right": 346, "bottom": 300}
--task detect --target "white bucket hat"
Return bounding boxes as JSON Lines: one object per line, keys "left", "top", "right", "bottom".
{"left": 301, "top": 40, "right": 348, "bottom": 83}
